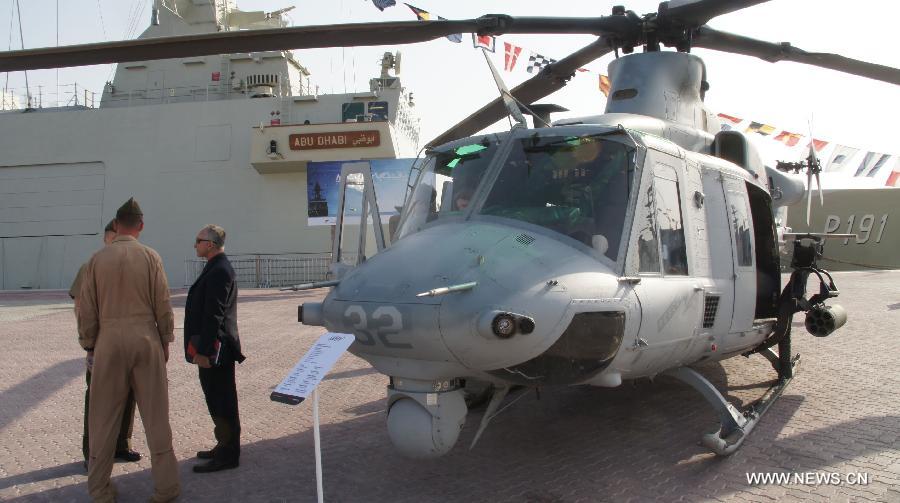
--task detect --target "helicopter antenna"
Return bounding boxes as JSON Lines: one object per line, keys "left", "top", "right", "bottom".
{"left": 479, "top": 48, "right": 527, "bottom": 129}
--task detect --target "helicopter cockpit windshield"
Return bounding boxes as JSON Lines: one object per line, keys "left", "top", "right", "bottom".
{"left": 481, "top": 134, "right": 635, "bottom": 260}
{"left": 396, "top": 131, "right": 635, "bottom": 261}
{"left": 395, "top": 136, "right": 499, "bottom": 237}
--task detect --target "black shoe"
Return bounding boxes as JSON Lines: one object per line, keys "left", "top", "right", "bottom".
{"left": 192, "top": 458, "right": 239, "bottom": 473}
{"left": 114, "top": 449, "right": 142, "bottom": 462}
{"left": 196, "top": 449, "right": 216, "bottom": 460}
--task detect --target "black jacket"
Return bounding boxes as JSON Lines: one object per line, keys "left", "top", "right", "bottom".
{"left": 184, "top": 253, "right": 245, "bottom": 363}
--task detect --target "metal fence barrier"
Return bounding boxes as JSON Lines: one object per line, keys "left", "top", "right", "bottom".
{"left": 184, "top": 253, "right": 333, "bottom": 288}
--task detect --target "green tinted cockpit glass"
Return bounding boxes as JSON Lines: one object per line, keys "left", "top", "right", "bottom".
{"left": 446, "top": 144, "right": 487, "bottom": 169}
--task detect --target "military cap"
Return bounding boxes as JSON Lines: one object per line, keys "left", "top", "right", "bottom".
{"left": 116, "top": 197, "right": 143, "bottom": 219}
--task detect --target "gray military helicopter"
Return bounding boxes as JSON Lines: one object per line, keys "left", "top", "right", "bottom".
{"left": 4, "top": 0, "right": 897, "bottom": 460}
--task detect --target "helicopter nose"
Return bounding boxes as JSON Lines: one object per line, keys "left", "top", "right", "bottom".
{"left": 307, "top": 221, "right": 626, "bottom": 380}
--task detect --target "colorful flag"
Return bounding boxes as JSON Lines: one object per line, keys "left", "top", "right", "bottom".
{"left": 599, "top": 75, "right": 611, "bottom": 96}
{"left": 444, "top": 27, "right": 462, "bottom": 44}
{"left": 807, "top": 138, "right": 828, "bottom": 152}
{"left": 504, "top": 42, "right": 523, "bottom": 72}
{"left": 717, "top": 113, "right": 742, "bottom": 124}
{"left": 853, "top": 151, "right": 877, "bottom": 177}
{"left": 404, "top": 4, "right": 461, "bottom": 43}
{"left": 527, "top": 52, "right": 556, "bottom": 74}
{"left": 866, "top": 154, "right": 892, "bottom": 177}
{"left": 773, "top": 130, "right": 802, "bottom": 147}
{"left": 472, "top": 34, "right": 495, "bottom": 52}
{"left": 823, "top": 145, "right": 859, "bottom": 173}
{"left": 405, "top": 3, "right": 430, "bottom": 19}
{"left": 886, "top": 170, "right": 900, "bottom": 187}
{"left": 745, "top": 122, "right": 776, "bottom": 136}
{"left": 372, "top": 0, "right": 396, "bottom": 11}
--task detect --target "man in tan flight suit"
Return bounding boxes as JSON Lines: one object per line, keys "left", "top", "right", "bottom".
{"left": 77, "top": 198, "right": 180, "bottom": 503}
{"left": 70, "top": 220, "right": 141, "bottom": 469}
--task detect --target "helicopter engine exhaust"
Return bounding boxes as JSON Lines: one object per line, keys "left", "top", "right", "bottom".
{"left": 386, "top": 378, "right": 467, "bottom": 459}
{"left": 804, "top": 304, "right": 847, "bottom": 337}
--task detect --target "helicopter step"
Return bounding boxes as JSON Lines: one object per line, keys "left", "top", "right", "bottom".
{"left": 664, "top": 351, "right": 801, "bottom": 456}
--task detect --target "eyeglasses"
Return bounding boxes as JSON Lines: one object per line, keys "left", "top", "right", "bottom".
{"left": 195, "top": 238, "right": 211, "bottom": 245}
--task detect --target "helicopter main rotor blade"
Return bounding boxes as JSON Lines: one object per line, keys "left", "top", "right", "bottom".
{"left": 660, "top": 0, "right": 771, "bottom": 26}
{"left": 427, "top": 39, "right": 613, "bottom": 147}
{"left": 659, "top": 0, "right": 769, "bottom": 26}
{"left": 0, "top": 17, "right": 632, "bottom": 73}
{"left": 693, "top": 26, "right": 900, "bottom": 86}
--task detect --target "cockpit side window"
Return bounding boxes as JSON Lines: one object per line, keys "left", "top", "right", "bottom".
{"left": 480, "top": 135, "right": 635, "bottom": 261}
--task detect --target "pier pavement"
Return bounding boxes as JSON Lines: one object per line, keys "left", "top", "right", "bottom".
{"left": 1, "top": 270, "right": 899, "bottom": 502}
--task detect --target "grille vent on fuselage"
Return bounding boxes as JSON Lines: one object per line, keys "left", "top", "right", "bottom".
{"left": 703, "top": 295, "right": 720, "bottom": 329}
{"left": 515, "top": 233, "right": 535, "bottom": 246}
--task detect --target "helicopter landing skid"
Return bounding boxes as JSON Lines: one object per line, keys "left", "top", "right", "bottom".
{"left": 664, "top": 354, "right": 801, "bottom": 456}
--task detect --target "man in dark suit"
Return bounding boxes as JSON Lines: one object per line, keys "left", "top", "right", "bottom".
{"left": 184, "top": 224, "right": 245, "bottom": 473}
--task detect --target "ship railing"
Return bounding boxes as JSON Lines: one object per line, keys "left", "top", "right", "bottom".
{"left": 104, "top": 80, "right": 313, "bottom": 108}
{"left": 0, "top": 83, "right": 97, "bottom": 111}
{"left": 184, "top": 252, "right": 347, "bottom": 288}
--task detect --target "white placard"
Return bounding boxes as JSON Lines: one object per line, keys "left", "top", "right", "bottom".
{"left": 270, "top": 332, "right": 355, "bottom": 405}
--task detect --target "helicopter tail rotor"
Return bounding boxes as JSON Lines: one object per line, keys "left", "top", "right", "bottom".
{"left": 805, "top": 168, "right": 814, "bottom": 226}
{"left": 775, "top": 125, "right": 824, "bottom": 228}
{"left": 803, "top": 121, "right": 825, "bottom": 226}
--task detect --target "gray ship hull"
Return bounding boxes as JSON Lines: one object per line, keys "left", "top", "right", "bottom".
{"left": 786, "top": 188, "right": 899, "bottom": 270}
{"left": 0, "top": 97, "right": 411, "bottom": 290}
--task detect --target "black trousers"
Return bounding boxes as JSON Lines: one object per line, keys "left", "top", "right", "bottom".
{"left": 84, "top": 369, "right": 135, "bottom": 460}
{"left": 198, "top": 356, "right": 241, "bottom": 462}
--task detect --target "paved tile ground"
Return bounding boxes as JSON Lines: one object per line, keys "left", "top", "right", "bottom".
{"left": 1, "top": 271, "right": 899, "bottom": 502}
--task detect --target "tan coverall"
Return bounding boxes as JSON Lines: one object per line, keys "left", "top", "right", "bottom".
{"left": 78, "top": 235, "right": 180, "bottom": 502}
{"left": 71, "top": 263, "right": 138, "bottom": 461}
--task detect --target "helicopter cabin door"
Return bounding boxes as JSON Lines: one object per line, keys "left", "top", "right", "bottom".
{"left": 722, "top": 176, "right": 756, "bottom": 333}
{"left": 628, "top": 159, "right": 703, "bottom": 373}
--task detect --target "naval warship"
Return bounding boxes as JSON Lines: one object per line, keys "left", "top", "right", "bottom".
{"left": 0, "top": 0, "right": 420, "bottom": 290}
{"left": 785, "top": 186, "right": 899, "bottom": 270}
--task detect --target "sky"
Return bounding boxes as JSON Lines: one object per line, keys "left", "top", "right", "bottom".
{"left": 1, "top": 0, "right": 898, "bottom": 182}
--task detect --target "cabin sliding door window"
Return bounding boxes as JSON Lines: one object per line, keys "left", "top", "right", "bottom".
{"left": 637, "top": 181, "right": 661, "bottom": 273}
{"left": 728, "top": 188, "right": 753, "bottom": 267}
{"left": 653, "top": 164, "right": 688, "bottom": 275}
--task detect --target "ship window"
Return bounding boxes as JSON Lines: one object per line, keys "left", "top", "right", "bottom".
{"left": 368, "top": 101, "right": 389, "bottom": 121}
{"left": 480, "top": 134, "right": 635, "bottom": 261}
{"left": 342, "top": 102, "right": 365, "bottom": 122}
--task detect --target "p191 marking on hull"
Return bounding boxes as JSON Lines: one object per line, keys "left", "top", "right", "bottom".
{"left": 824, "top": 214, "right": 888, "bottom": 245}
